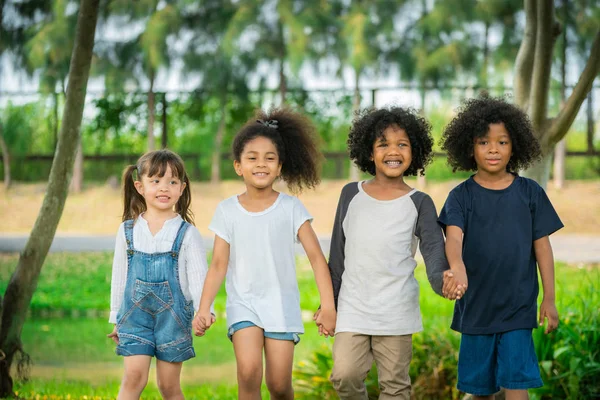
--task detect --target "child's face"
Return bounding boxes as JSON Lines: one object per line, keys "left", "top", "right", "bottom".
{"left": 234, "top": 136, "right": 282, "bottom": 190}
{"left": 371, "top": 125, "right": 412, "bottom": 179}
{"left": 473, "top": 123, "right": 513, "bottom": 175}
{"left": 134, "top": 164, "right": 186, "bottom": 213}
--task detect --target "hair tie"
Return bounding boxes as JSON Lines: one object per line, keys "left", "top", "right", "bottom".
{"left": 257, "top": 119, "right": 278, "bottom": 129}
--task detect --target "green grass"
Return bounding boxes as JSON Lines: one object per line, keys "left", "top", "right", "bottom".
{"left": 0, "top": 253, "right": 322, "bottom": 316}
{"left": 2, "top": 252, "right": 599, "bottom": 398}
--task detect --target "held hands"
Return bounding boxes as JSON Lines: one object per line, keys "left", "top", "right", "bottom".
{"left": 539, "top": 298, "right": 559, "bottom": 334}
{"left": 313, "top": 308, "right": 336, "bottom": 338}
{"left": 107, "top": 325, "right": 119, "bottom": 345}
{"left": 193, "top": 311, "right": 216, "bottom": 337}
{"left": 442, "top": 268, "right": 468, "bottom": 300}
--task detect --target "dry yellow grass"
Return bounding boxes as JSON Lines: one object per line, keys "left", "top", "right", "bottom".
{"left": 1, "top": 179, "right": 598, "bottom": 237}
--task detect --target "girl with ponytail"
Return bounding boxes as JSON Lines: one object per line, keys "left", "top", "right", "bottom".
{"left": 108, "top": 149, "right": 210, "bottom": 399}
{"left": 193, "top": 107, "right": 336, "bottom": 399}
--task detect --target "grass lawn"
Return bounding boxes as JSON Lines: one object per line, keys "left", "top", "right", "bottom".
{"left": 1, "top": 252, "right": 598, "bottom": 399}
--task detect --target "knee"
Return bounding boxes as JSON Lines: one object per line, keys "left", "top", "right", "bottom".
{"left": 265, "top": 376, "right": 292, "bottom": 399}
{"left": 157, "top": 378, "right": 182, "bottom": 399}
{"left": 330, "top": 363, "right": 365, "bottom": 389}
{"left": 121, "top": 369, "right": 148, "bottom": 393}
{"left": 237, "top": 364, "right": 263, "bottom": 390}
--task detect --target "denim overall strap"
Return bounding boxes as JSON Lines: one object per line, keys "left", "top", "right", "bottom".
{"left": 170, "top": 221, "right": 190, "bottom": 257}
{"left": 123, "top": 219, "right": 135, "bottom": 255}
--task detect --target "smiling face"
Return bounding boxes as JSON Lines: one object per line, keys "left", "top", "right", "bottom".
{"left": 234, "top": 135, "right": 282, "bottom": 190}
{"left": 371, "top": 125, "right": 413, "bottom": 179}
{"left": 473, "top": 123, "right": 513, "bottom": 176}
{"left": 134, "top": 164, "right": 186, "bottom": 214}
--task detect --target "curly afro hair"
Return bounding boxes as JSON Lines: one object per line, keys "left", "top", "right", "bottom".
{"left": 347, "top": 106, "right": 434, "bottom": 176}
{"left": 440, "top": 96, "right": 541, "bottom": 172}
{"left": 232, "top": 107, "right": 322, "bottom": 193}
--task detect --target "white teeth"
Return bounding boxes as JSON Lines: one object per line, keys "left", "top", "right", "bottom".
{"left": 385, "top": 161, "right": 401, "bottom": 165}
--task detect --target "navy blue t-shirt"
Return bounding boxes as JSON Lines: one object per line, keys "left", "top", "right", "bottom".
{"left": 438, "top": 175, "right": 563, "bottom": 335}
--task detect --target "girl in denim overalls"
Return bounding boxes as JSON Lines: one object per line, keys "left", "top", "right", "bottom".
{"left": 193, "top": 108, "right": 337, "bottom": 400}
{"left": 108, "top": 150, "right": 209, "bottom": 399}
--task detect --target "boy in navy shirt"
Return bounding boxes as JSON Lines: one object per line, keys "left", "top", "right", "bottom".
{"left": 439, "top": 96, "right": 563, "bottom": 400}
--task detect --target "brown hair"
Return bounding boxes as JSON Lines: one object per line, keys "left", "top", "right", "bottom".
{"left": 122, "top": 149, "right": 194, "bottom": 224}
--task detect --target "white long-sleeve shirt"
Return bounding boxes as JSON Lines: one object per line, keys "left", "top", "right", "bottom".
{"left": 109, "top": 214, "right": 209, "bottom": 324}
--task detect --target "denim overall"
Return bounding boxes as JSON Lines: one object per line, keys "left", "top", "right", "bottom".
{"left": 115, "top": 219, "right": 195, "bottom": 362}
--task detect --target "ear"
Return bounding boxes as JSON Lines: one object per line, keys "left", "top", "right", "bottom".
{"left": 134, "top": 180, "right": 144, "bottom": 195}
{"left": 276, "top": 162, "right": 283, "bottom": 177}
{"left": 233, "top": 160, "right": 243, "bottom": 177}
{"left": 180, "top": 181, "right": 187, "bottom": 194}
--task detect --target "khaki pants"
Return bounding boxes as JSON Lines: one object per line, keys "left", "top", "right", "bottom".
{"left": 330, "top": 332, "right": 412, "bottom": 400}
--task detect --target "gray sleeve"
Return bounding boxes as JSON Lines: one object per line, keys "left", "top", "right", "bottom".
{"left": 328, "top": 183, "right": 359, "bottom": 309}
{"left": 412, "top": 192, "right": 449, "bottom": 297}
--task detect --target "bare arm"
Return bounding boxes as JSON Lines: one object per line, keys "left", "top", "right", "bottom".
{"left": 534, "top": 235, "right": 559, "bottom": 334}
{"left": 298, "top": 221, "right": 336, "bottom": 336}
{"left": 194, "top": 235, "right": 230, "bottom": 335}
{"left": 443, "top": 225, "right": 468, "bottom": 299}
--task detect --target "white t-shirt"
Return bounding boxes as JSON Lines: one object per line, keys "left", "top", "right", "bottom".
{"left": 109, "top": 214, "right": 210, "bottom": 324}
{"left": 209, "top": 193, "right": 312, "bottom": 333}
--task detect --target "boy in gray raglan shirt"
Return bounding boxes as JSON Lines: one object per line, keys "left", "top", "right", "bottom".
{"left": 324, "top": 107, "right": 449, "bottom": 400}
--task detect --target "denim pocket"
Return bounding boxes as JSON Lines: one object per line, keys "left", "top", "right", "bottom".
{"left": 133, "top": 279, "right": 174, "bottom": 315}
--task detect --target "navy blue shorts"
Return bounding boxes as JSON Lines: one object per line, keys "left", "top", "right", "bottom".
{"left": 458, "top": 329, "right": 543, "bottom": 396}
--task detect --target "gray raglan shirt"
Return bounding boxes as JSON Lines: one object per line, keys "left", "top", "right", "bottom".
{"left": 329, "top": 181, "right": 448, "bottom": 335}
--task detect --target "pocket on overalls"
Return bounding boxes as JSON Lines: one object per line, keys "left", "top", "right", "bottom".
{"left": 133, "top": 279, "right": 175, "bottom": 315}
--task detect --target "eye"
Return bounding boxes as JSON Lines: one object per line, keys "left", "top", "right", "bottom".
{"left": 248, "top": 157, "right": 256, "bottom": 160}
{"left": 378, "top": 143, "right": 387, "bottom": 147}
{"left": 478, "top": 140, "right": 488, "bottom": 145}
{"left": 500, "top": 141, "right": 509, "bottom": 145}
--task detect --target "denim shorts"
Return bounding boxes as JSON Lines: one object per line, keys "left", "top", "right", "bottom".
{"left": 227, "top": 321, "right": 301, "bottom": 344}
{"left": 458, "top": 329, "right": 543, "bottom": 396}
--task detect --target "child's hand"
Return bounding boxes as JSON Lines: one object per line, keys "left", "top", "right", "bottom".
{"left": 539, "top": 299, "right": 559, "bottom": 334}
{"left": 107, "top": 326, "right": 119, "bottom": 345}
{"left": 193, "top": 311, "right": 216, "bottom": 336}
{"left": 315, "top": 307, "right": 336, "bottom": 338}
{"left": 443, "top": 269, "right": 468, "bottom": 300}
{"left": 312, "top": 308, "right": 328, "bottom": 337}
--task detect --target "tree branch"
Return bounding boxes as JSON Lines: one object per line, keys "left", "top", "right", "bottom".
{"left": 547, "top": 31, "right": 600, "bottom": 146}
{"left": 514, "top": 0, "right": 537, "bottom": 110}
{"left": 529, "top": 0, "right": 557, "bottom": 136}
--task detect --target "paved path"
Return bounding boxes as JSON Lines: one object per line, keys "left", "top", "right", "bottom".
{"left": 1, "top": 234, "right": 599, "bottom": 263}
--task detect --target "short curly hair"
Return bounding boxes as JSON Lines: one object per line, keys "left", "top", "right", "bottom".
{"left": 348, "top": 106, "right": 434, "bottom": 176}
{"left": 440, "top": 96, "right": 541, "bottom": 172}
{"left": 232, "top": 107, "right": 322, "bottom": 193}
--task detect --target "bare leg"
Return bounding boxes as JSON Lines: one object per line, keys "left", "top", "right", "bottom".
{"left": 156, "top": 360, "right": 184, "bottom": 400}
{"left": 504, "top": 389, "right": 529, "bottom": 400}
{"left": 118, "top": 355, "right": 151, "bottom": 400}
{"left": 264, "top": 338, "right": 295, "bottom": 400}
{"left": 232, "top": 326, "right": 265, "bottom": 400}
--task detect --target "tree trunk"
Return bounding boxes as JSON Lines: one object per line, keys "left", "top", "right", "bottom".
{"left": 211, "top": 98, "right": 227, "bottom": 184}
{"left": 522, "top": 152, "right": 553, "bottom": 189}
{"left": 277, "top": 19, "right": 287, "bottom": 105}
{"left": 0, "top": 129, "right": 10, "bottom": 190}
{"left": 553, "top": 140, "right": 566, "bottom": 189}
{"left": 481, "top": 22, "right": 490, "bottom": 89}
{"left": 161, "top": 93, "right": 168, "bottom": 149}
{"left": 147, "top": 72, "right": 156, "bottom": 151}
{"left": 70, "top": 140, "right": 83, "bottom": 193}
{"left": 53, "top": 92, "right": 59, "bottom": 152}
{"left": 553, "top": 1, "right": 568, "bottom": 190}
{"left": 0, "top": 0, "right": 99, "bottom": 396}
{"left": 517, "top": 1, "right": 600, "bottom": 189}
{"left": 586, "top": 90, "right": 594, "bottom": 153}
{"left": 349, "top": 69, "right": 361, "bottom": 181}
